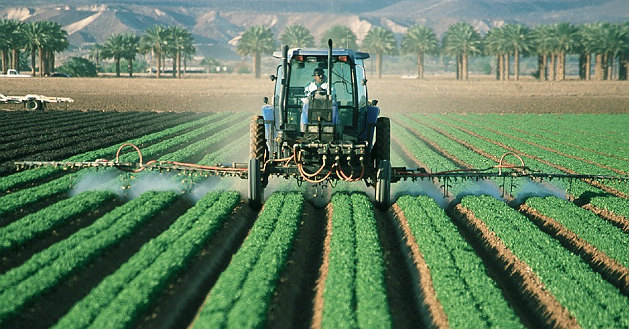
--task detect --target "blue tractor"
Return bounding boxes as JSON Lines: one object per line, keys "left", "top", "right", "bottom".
{"left": 248, "top": 40, "right": 391, "bottom": 209}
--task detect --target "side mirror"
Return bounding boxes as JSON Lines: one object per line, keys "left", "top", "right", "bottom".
{"left": 269, "top": 75, "right": 276, "bottom": 81}
{"left": 362, "top": 78, "right": 368, "bottom": 86}
{"left": 263, "top": 96, "right": 269, "bottom": 104}
{"left": 371, "top": 99, "right": 378, "bottom": 106}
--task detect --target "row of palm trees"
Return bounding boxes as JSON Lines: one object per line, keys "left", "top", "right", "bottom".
{"left": 238, "top": 22, "right": 628, "bottom": 80}
{"left": 90, "top": 25, "right": 195, "bottom": 77}
{"left": 0, "top": 19, "right": 69, "bottom": 77}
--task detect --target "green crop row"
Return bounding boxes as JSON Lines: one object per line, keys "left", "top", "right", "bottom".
{"left": 193, "top": 192, "right": 304, "bottom": 329}
{"left": 0, "top": 191, "right": 116, "bottom": 252}
{"left": 460, "top": 195, "right": 629, "bottom": 328}
{"left": 397, "top": 195, "right": 524, "bottom": 328}
{"left": 53, "top": 191, "right": 240, "bottom": 329}
{"left": 440, "top": 114, "right": 629, "bottom": 195}
{"left": 0, "top": 191, "right": 178, "bottom": 324}
{"left": 321, "top": 193, "right": 392, "bottom": 329}
{"left": 391, "top": 122, "right": 457, "bottom": 172}
{"left": 469, "top": 114, "right": 629, "bottom": 173}
{"left": 0, "top": 112, "right": 226, "bottom": 193}
{"left": 0, "top": 113, "right": 240, "bottom": 220}
{"left": 589, "top": 195, "right": 629, "bottom": 219}
{"left": 525, "top": 196, "right": 629, "bottom": 267}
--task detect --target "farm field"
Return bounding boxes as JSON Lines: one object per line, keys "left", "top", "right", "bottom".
{"left": 1, "top": 97, "right": 629, "bottom": 327}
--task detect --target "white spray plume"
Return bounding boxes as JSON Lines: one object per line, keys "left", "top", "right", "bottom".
{"left": 513, "top": 179, "right": 567, "bottom": 204}
{"left": 70, "top": 170, "right": 123, "bottom": 197}
{"left": 127, "top": 172, "right": 184, "bottom": 199}
{"left": 453, "top": 179, "right": 504, "bottom": 204}
{"left": 392, "top": 179, "right": 449, "bottom": 208}
{"left": 188, "top": 176, "right": 223, "bottom": 202}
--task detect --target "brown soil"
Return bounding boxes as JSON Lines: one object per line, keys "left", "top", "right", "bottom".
{"left": 519, "top": 204, "right": 629, "bottom": 296}
{"left": 450, "top": 204, "right": 580, "bottom": 329}
{"left": 264, "top": 201, "right": 326, "bottom": 329}
{"left": 581, "top": 203, "right": 629, "bottom": 233}
{"left": 135, "top": 202, "right": 257, "bottom": 329}
{"left": 310, "top": 202, "right": 333, "bottom": 329}
{"left": 391, "top": 203, "right": 449, "bottom": 329}
{"left": 2, "top": 76, "right": 627, "bottom": 113}
{"left": 373, "top": 208, "right": 424, "bottom": 329}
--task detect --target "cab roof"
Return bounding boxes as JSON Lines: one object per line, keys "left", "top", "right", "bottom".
{"left": 273, "top": 48, "right": 370, "bottom": 60}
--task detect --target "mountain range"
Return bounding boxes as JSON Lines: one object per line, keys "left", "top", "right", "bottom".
{"left": 1, "top": 0, "right": 627, "bottom": 60}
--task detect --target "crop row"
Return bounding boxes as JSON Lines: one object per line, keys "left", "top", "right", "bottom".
{"left": 0, "top": 190, "right": 117, "bottom": 252}
{"left": 0, "top": 110, "right": 92, "bottom": 135}
{"left": 0, "top": 191, "right": 178, "bottom": 324}
{"left": 457, "top": 195, "right": 629, "bottom": 328}
{"left": 53, "top": 191, "right": 240, "bottom": 329}
{"left": 465, "top": 114, "right": 628, "bottom": 174}
{"left": 438, "top": 114, "right": 629, "bottom": 195}
{"left": 0, "top": 112, "right": 226, "bottom": 193}
{"left": 0, "top": 113, "right": 241, "bottom": 220}
{"left": 395, "top": 195, "right": 523, "bottom": 328}
{"left": 317, "top": 193, "right": 391, "bottom": 329}
{"left": 0, "top": 111, "right": 150, "bottom": 146}
{"left": 193, "top": 192, "right": 304, "bottom": 329}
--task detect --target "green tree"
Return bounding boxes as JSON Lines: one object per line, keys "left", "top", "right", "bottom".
{"left": 57, "top": 57, "right": 98, "bottom": 77}
{"left": 43, "top": 21, "right": 69, "bottom": 75}
{"left": 320, "top": 25, "right": 358, "bottom": 49}
{"left": 362, "top": 26, "right": 397, "bottom": 79}
{"left": 88, "top": 43, "right": 103, "bottom": 72}
{"left": 280, "top": 25, "right": 315, "bottom": 48}
{"left": 549, "top": 23, "right": 579, "bottom": 81}
{"left": 166, "top": 26, "right": 195, "bottom": 78}
{"left": 531, "top": 25, "right": 554, "bottom": 80}
{"left": 237, "top": 25, "right": 276, "bottom": 79}
{"left": 502, "top": 24, "right": 531, "bottom": 81}
{"left": 121, "top": 32, "right": 140, "bottom": 77}
{"left": 442, "top": 22, "right": 482, "bottom": 80}
{"left": 483, "top": 26, "right": 506, "bottom": 80}
{"left": 22, "top": 21, "right": 46, "bottom": 76}
{"left": 102, "top": 33, "right": 127, "bottom": 76}
{"left": 0, "top": 19, "right": 25, "bottom": 74}
{"left": 401, "top": 25, "right": 439, "bottom": 79}
{"left": 201, "top": 56, "right": 221, "bottom": 73}
{"left": 142, "top": 25, "right": 168, "bottom": 78}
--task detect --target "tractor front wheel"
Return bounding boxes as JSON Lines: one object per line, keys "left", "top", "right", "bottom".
{"left": 372, "top": 117, "right": 390, "bottom": 168}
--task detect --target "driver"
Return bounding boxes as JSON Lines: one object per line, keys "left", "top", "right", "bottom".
{"left": 304, "top": 67, "right": 328, "bottom": 97}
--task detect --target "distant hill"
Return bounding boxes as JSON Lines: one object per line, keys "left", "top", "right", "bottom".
{"left": 1, "top": 0, "right": 627, "bottom": 60}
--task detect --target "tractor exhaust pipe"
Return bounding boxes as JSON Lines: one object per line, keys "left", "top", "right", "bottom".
{"left": 278, "top": 44, "right": 289, "bottom": 128}
{"left": 327, "top": 39, "right": 332, "bottom": 98}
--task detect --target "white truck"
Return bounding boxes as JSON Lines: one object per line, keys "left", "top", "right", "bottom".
{"left": 1, "top": 69, "right": 31, "bottom": 77}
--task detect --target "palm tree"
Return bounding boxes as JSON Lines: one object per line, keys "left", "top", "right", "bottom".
{"left": 121, "top": 32, "right": 140, "bottom": 77}
{"left": 401, "top": 25, "right": 438, "bottom": 79}
{"left": 442, "top": 22, "right": 482, "bottom": 80}
{"left": 549, "top": 23, "right": 579, "bottom": 81}
{"left": 237, "top": 25, "right": 275, "bottom": 79}
{"left": 22, "top": 21, "right": 46, "bottom": 76}
{"left": 88, "top": 43, "right": 103, "bottom": 72}
{"left": 102, "top": 33, "right": 127, "bottom": 76}
{"left": 531, "top": 25, "right": 554, "bottom": 81}
{"left": 142, "top": 25, "right": 168, "bottom": 78}
{"left": 166, "top": 26, "right": 195, "bottom": 78}
{"left": 483, "top": 26, "right": 507, "bottom": 80}
{"left": 320, "top": 25, "right": 358, "bottom": 49}
{"left": 43, "top": 21, "right": 69, "bottom": 75}
{"left": 0, "top": 19, "right": 22, "bottom": 73}
{"left": 362, "top": 27, "right": 397, "bottom": 79}
{"left": 502, "top": 24, "right": 531, "bottom": 81}
{"left": 280, "top": 25, "right": 315, "bottom": 48}
{"left": 619, "top": 22, "right": 628, "bottom": 80}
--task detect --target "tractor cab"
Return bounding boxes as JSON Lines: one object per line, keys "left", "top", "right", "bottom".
{"left": 261, "top": 45, "right": 380, "bottom": 159}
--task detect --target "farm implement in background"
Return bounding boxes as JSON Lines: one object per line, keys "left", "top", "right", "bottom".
{"left": 12, "top": 40, "right": 629, "bottom": 209}
{"left": 0, "top": 93, "right": 74, "bottom": 110}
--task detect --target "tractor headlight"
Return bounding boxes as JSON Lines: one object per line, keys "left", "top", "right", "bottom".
{"left": 307, "top": 125, "right": 319, "bottom": 133}
{"left": 322, "top": 125, "right": 335, "bottom": 134}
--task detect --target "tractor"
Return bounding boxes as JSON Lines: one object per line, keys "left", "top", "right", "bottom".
{"left": 248, "top": 40, "right": 392, "bottom": 209}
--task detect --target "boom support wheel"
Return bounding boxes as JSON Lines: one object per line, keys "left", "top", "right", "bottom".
{"left": 248, "top": 157, "right": 263, "bottom": 210}
{"left": 375, "top": 159, "right": 391, "bottom": 210}
{"left": 372, "top": 117, "right": 390, "bottom": 167}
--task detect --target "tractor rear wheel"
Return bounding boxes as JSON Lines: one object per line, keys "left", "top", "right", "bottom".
{"left": 372, "top": 117, "right": 390, "bottom": 167}
{"left": 375, "top": 159, "right": 391, "bottom": 210}
{"left": 250, "top": 115, "right": 267, "bottom": 161}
